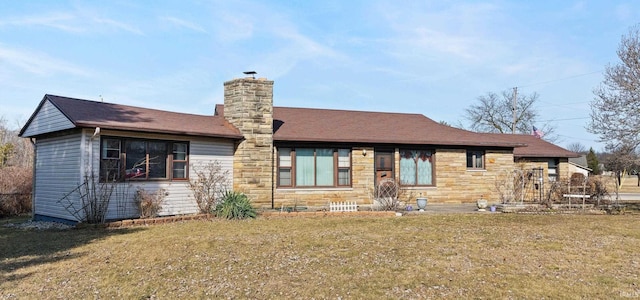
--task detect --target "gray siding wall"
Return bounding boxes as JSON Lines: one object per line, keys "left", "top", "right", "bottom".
{"left": 34, "top": 133, "right": 83, "bottom": 221}
{"left": 84, "top": 130, "right": 235, "bottom": 220}
{"left": 22, "top": 100, "right": 74, "bottom": 137}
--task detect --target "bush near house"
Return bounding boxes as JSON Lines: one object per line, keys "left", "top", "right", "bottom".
{"left": 215, "top": 191, "right": 256, "bottom": 219}
{"left": 188, "top": 161, "right": 230, "bottom": 214}
{"left": 0, "top": 166, "right": 32, "bottom": 217}
{"left": 134, "top": 188, "right": 166, "bottom": 219}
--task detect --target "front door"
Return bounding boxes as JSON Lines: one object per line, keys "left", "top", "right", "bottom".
{"left": 375, "top": 149, "right": 394, "bottom": 185}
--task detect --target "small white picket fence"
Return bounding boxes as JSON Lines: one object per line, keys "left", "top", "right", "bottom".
{"left": 329, "top": 201, "right": 358, "bottom": 212}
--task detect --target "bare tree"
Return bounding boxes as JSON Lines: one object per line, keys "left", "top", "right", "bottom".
{"left": 603, "top": 144, "right": 640, "bottom": 200}
{"left": 464, "top": 90, "right": 557, "bottom": 141}
{"left": 0, "top": 117, "right": 33, "bottom": 168}
{"left": 566, "top": 142, "right": 587, "bottom": 154}
{"left": 590, "top": 25, "right": 640, "bottom": 151}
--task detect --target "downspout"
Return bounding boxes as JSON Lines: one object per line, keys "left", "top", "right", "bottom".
{"left": 271, "top": 143, "right": 275, "bottom": 209}
{"left": 89, "top": 127, "right": 101, "bottom": 176}
{"left": 29, "top": 138, "right": 36, "bottom": 221}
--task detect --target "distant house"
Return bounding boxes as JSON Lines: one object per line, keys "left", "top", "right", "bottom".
{"left": 568, "top": 155, "right": 592, "bottom": 177}
{"left": 20, "top": 77, "right": 579, "bottom": 223}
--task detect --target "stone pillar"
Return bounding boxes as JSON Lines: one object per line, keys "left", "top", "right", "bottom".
{"left": 223, "top": 77, "right": 274, "bottom": 206}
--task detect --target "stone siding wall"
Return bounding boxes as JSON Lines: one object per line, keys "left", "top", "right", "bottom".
{"left": 273, "top": 147, "right": 517, "bottom": 207}
{"left": 422, "top": 149, "right": 514, "bottom": 203}
{"left": 274, "top": 147, "right": 374, "bottom": 208}
{"left": 223, "top": 77, "right": 274, "bottom": 206}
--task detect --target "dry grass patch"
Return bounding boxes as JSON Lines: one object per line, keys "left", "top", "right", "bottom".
{"left": 1, "top": 214, "right": 640, "bottom": 299}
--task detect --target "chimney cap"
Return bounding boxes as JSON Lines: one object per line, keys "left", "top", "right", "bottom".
{"left": 243, "top": 71, "right": 257, "bottom": 79}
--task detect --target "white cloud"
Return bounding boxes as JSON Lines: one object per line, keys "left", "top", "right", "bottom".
{"left": 0, "top": 8, "right": 143, "bottom": 35}
{"left": 93, "top": 17, "right": 143, "bottom": 35}
{"left": 0, "top": 12, "right": 83, "bottom": 32}
{"left": 213, "top": 13, "right": 255, "bottom": 42}
{"left": 0, "top": 45, "right": 92, "bottom": 76}
{"left": 103, "top": 68, "right": 216, "bottom": 112}
{"left": 160, "top": 16, "right": 207, "bottom": 33}
{"left": 376, "top": 1, "right": 507, "bottom": 63}
{"left": 254, "top": 24, "right": 343, "bottom": 78}
{"left": 205, "top": 1, "right": 343, "bottom": 79}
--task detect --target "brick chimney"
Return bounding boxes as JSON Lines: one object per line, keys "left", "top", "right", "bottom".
{"left": 223, "top": 77, "right": 274, "bottom": 206}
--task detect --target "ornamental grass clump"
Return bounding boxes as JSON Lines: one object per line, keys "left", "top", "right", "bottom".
{"left": 215, "top": 191, "right": 256, "bottom": 220}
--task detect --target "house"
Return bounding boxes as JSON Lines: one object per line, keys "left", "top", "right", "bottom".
{"left": 568, "top": 155, "right": 592, "bottom": 177}
{"left": 19, "top": 94, "right": 241, "bottom": 222}
{"left": 20, "top": 76, "right": 579, "bottom": 223}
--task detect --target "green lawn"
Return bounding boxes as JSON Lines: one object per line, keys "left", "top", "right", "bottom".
{"left": 1, "top": 213, "right": 639, "bottom": 299}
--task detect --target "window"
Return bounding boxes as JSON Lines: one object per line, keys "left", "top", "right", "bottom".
{"left": 548, "top": 159, "right": 559, "bottom": 182}
{"left": 277, "top": 148, "right": 351, "bottom": 187}
{"left": 100, "top": 137, "right": 188, "bottom": 181}
{"left": 101, "top": 138, "right": 121, "bottom": 181}
{"left": 338, "top": 149, "right": 351, "bottom": 186}
{"left": 399, "top": 150, "right": 433, "bottom": 186}
{"left": 172, "top": 143, "right": 188, "bottom": 179}
{"left": 278, "top": 148, "right": 292, "bottom": 186}
{"left": 466, "top": 150, "right": 484, "bottom": 169}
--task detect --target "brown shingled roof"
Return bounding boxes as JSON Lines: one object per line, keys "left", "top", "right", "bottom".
{"left": 216, "top": 104, "right": 524, "bottom": 147}
{"left": 508, "top": 134, "right": 579, "bottom": 158}
{"left": 25, "top": 95, "right": 242, "bottom": 139}
{"left": 272, "top": 106, "right": 527, "bottom": 147}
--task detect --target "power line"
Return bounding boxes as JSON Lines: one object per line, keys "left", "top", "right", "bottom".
{"left": 556, "top": 133, "right": 599, "bottom": 143}
{"left": 540, "top": 117, "right": 590, "bottom": 122}
{"left": 517, "top": 71, "right": 602, "bottom": 88}
{"left": 538, "top": 100, "right": 591, "bottom": 107}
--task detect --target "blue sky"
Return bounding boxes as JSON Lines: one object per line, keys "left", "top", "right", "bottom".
{"left": 1, "top": 0, "right": 638, "bottom": 151}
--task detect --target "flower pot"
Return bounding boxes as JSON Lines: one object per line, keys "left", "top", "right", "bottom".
{"left": 416, "top": 197, "right": 428, "bottom": 211}
{"left": 476, "top": 199, "right": 488, "bottom": 211}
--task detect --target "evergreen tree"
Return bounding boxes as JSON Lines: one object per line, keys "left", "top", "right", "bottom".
{"left": 586, "top": 147, "right": 601, "bottom": 175}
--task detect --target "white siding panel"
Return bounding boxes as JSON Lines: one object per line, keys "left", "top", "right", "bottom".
{"left": 22, "top": 100, "right": 75, "bottom": 137}
{"left": 190, "top": 139, "right": 234, "bottom": 190}
{"left": 90, "top": 136, "right": 235, "bottom": 220}
{"left": 33, "top": 129, "right": 236, "bottom": 221}
{"left": 190, "top": 139, "right": 234, "bottom": 172}
{"left": 166, "top": 139, "right": 234, "bottom": 216}
{"left": 34, "top": 134, "right": 83, "bottom": 221}
{"left": 103, "top": 182, "right": 198, "bottom": 220}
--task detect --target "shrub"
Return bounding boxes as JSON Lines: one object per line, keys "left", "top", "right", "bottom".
{"left": 134, "top": 188, "right": 166, "bottom": 218}
{"left": 215, "top": 191, "right": 256, "bottom": 220}
{"left": 570, "top": 173, "right": 587, "bottom": 187}
{"left": 188, "top": 161, "right": 230, "bottom": 214}
{"left": 0, "top": 166, "right": 32, "bottom": 217}
{"left": 373, "top": 179, "right": 399, "bottom": 211}
{"left": 588, "top": 175, "right": 610, "bottom": 204}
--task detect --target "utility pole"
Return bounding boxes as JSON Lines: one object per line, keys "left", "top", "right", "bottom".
{"left": 512, "top": 87, "right": 517, "bottom": 134}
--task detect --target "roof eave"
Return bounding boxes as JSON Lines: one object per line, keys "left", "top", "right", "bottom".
{"left": 515, "top": 153, "right": 581, "bottom": 159}
{"left": 75, "top": 122, "right": 243, "bottom": 140}
{"left": 274, "top": 137, "right": 523, "bottom": 147}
